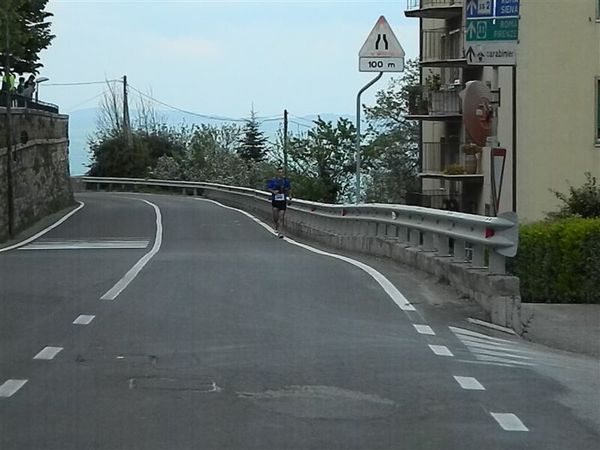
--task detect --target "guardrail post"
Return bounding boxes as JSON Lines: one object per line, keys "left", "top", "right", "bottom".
{"left": 488, "top": 251, "right": 506, "bottom": 274}
{"left": 436, "top": 235, "right": 450, "bottom": 256}
{"left": 422, "top": 231, "right": 435, "bottom": 252}
{"left": 409, "top": 229, "right": 420, "bottom": 246}
{"left": 386, "top": 224, "right": 397, "bottom": 239}
{"left": 472, "top": 244, "right": 485, "bottom": 267}
{"left": 453, "top": 239, "right": 467, "bottom": 262}
{"left": 398, "top": 226, "right": 408, "bottom": 243}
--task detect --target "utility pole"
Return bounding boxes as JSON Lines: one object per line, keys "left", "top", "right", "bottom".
{"left": 122, "top": 75, "right": 133, "bottom": 148}
{"left": 283, "top": 109, "right": 288, "bottom": 177}
{"left": 3, "top": 8, "right": 14, "bottom": 237}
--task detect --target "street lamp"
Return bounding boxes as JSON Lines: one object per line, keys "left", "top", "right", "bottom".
{"left": 35, "top": 76, "right": 49, "bottom": 103}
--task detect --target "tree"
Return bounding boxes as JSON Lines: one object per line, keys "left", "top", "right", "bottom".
{"left": 288, "top": 117, "right": 358, "bottom": 203}
{"left": 363, "top": 59, "right": 421, "bottom": 203}
{"left": 238, "top": 109, "right": 267, "bottom": 161}
{"left": 1, "top": 0, "right": 55, "bottom": 74}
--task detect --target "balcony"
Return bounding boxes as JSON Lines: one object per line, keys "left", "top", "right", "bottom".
{"left": 406, "top": 85, "right": 462, "bottom": 121}
{"left": 421, "top": 27, "right": 466, "bottom": 67}
{"left": 406, "top": 189, "right": 462, "bottom": 210}
{"left": 419, "top": 141, "right": 483, "bottom": 183}
{"left": 405, "top": 0, "right": 463, "bottom": 19}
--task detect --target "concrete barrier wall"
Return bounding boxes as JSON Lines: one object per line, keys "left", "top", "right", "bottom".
{"left": 203, "top": 189, "right": 523, "bottom": 333}
{"left": 0, "top": 109, "right": 74, "bottom": 241}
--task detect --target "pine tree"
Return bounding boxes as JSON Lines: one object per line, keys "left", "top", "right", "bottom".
{"left": 237, "top": 109, "right": 267, "bottom": 161}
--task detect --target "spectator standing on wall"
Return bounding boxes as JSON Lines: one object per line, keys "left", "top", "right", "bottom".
{"left": 23, "top": 75, "right": 36, "bottom": 99}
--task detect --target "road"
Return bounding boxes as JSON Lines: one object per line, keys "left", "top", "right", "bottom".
{"left": 0, "top": 192, "right": 598, "bottom": 450}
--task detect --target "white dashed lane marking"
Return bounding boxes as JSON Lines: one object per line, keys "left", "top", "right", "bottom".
{"left": 453, "top": 376, "right": 486, "bottom": 390}
{"left": 491, "top": 413, "right": 529, "bottom": 432}
{"left": 0, "top": 380, "right": 28, "bottom": 398}
{"left": 413, "top": 324, "right": 435, "bottom": 335}
{"left": 33, "top": 346, "right": 63, "bottom": 360}
{"left": 429, "top": 345, "right": 454, "bottom": 357}
{"left": 73, "top": 315, "right": 95, "bottom": 325}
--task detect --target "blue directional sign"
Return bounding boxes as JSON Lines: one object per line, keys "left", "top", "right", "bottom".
{"left": 495, "top": 0, "right": 520, "bottom": 17}
{"left": 465, "top": 0, "right": 494, "bottom": 18}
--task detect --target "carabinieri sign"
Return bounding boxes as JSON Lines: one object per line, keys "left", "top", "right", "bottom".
{"left": 464, "top": 0, "right": 519, "bottom": 66}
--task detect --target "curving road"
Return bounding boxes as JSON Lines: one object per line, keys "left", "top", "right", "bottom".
{"left": 0, "top": 192, "right": 598, "bottom": 450}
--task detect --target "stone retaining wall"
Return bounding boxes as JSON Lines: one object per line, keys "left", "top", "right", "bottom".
{"left": 0, "top": 108, "right": 74, "bottom": 241}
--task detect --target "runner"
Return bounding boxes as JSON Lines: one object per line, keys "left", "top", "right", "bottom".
{"left": 266, "top": 167, "right": 291, "bottom": 238}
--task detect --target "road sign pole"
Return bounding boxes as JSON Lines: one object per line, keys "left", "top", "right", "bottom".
{"left": 355, "top": 71, "right": 383, "bottom": 204}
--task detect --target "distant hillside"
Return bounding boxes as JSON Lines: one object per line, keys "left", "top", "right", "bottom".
{"left": 66, "top": 108, "right": 351, "bottom": 176}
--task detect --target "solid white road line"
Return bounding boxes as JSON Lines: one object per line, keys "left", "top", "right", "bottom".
{"left": 490, "top": 412, "right": 529, "bottom": 431}
{"left": 475, "top": 355, "right": 536, "bottom": 367}
{"left": 73, "top": 315, "right": 95, "bottom": 325}
{"left": 453, "top": 376, "right": 486, "bottom": 390}
{"left": 429, "top": 345, "right": 454, "bottom": 357}
{"left": 101, "top": 200, "right": 163, "bottom": 301}
{"left": 198, "top": 198, "right": 416, "bottom": 312}
{"left": 20, "top": 240, "right": 149, "bottom": 250}
{"left": 0, "top": 201, "right": 85, "bottom": 253}
{"left": 33, "top": 346, "right": 63, "bottom": 360}
{"left": 449, "top": 326, "right": 512, "bottom": 343}
{"left": 458, "top": 339, "right": 535, "bottom": 355}
{"left": 413, "top": 324, "right": 436, "bottom": 335}
{"left": 469, "top": 348, "right": 533, "bottom": 360}
{"left": 0, "top": 379, "right": 28, "bottom": 398}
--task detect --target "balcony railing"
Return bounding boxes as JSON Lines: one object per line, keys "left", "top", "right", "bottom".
{"left": 406, "top": 189, "right": 462, "bottom": 211}
{"left": 407, "top": 85, "right": 461, "bottom": 118}
{"left": 421, "top": 141, "right": 460, "bottom": 173}
{"left": 421, "top": 27, "right": 465, "bottom": 66}
{"left": 405, "top": 0, "right": 463, "bottom": 19}
{"left": 0, "top": 93, "right": 59, "bottom": 114}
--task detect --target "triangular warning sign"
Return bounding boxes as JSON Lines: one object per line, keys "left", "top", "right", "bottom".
{"left": 359, "top": 16, "right": 405, "bottom": 58}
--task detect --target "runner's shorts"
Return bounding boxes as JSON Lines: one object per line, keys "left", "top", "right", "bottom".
{"left": 272, "top": 200, "right": 287, "bottom": 211}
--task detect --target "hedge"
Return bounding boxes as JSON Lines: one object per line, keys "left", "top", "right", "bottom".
{"left": 513, "top": 218, "right": 600, "bottom": 303}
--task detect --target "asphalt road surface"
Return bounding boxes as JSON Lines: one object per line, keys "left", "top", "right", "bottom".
{"left": 1, "top": 192, "right": 598, "bottom": 450}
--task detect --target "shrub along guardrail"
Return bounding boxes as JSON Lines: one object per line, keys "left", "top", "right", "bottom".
{"left": 514, "top": 218, "right": 600, "bottom": 304}
{"left": 74, "top": 176, "right": 523, "bottom": 331}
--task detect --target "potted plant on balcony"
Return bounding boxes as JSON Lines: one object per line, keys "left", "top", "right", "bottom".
{"left": 443, "top": 163, "right": 466, "bottom": 175}
{"left": 462, "top": 143, "right": 482, "bottom": 174}
{"left": 425, "top": 73, "right": 444, "bottom": 114}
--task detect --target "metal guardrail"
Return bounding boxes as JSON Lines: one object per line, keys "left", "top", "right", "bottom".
{"left": 75, "top": 176, "right": 519, "bottom": 274}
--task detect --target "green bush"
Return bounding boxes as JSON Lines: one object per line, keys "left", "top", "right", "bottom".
{"left": 515, "top": 218, "right": 600, "bottom": 303}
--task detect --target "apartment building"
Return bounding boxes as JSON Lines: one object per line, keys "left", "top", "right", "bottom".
{"left": 404, "top": 0, "right": 600, "bottom": 222}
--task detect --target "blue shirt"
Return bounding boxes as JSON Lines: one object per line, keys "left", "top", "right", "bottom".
{"left": 267, "top": 177, "right": 291, "bottom": 201}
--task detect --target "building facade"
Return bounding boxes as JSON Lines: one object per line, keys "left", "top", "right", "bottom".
{"left": 405, "top": 0, "right": 600, "bottom": 223}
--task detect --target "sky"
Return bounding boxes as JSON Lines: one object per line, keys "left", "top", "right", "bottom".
{"left": 41, "top": 0, "right": 420, "bottom": 120}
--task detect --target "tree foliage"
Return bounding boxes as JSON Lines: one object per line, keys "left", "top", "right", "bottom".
{"left": 548, "top": 172, "right": 600, "bottom": 219}
{"left": 1, "top": 0, "right": 55, "bottom": 74}
{"left": 363, "top": 59, "right": 421, "bottom": 203}
{"left": 287, "top": 117, "right": 358, "bottom": 203}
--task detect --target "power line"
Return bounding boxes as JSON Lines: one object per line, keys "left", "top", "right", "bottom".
{"left": 45, "top": 80, "right": 120, "bottom": 87}
{"left": 129, "top": 84, "right": 252, "bottom": 123}
{"left": 289, "top": 113, "right": 314, "bottom": 125}
{"left": 64, "top": 89, "right": 108, "bottom": 113}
